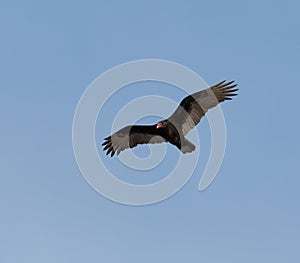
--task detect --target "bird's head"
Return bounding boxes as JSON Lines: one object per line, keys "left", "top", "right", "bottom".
{"left": 156, "top": 121, "right": 167, "bottom": 129}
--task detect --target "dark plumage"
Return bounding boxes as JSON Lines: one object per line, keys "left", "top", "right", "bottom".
{"left": 102, "top": 80, "right": 238, "bottom": 157}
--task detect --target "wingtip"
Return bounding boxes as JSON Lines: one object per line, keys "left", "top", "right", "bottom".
{"left": 215, "top": 80, "right": 226, "bottom": 86}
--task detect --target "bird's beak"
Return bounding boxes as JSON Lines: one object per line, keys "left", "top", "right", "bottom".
{"left": 156, "top": 122, "right": 163, "bottom": 129}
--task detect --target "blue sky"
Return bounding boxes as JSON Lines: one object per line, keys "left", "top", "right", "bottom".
{"left": 1, "top": 0, "right": 300, "bottom": 262}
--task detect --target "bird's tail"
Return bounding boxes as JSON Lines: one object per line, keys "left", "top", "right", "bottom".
{"left": 181, "top": 139, "right": 196, "bottom": 154}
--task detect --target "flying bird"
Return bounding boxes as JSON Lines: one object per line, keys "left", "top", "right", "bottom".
{"left": 102, "top": 80, "right": 238, "bottom": 157}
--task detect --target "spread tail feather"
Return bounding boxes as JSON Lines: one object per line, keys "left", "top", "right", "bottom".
{"left": 181, "top": 139, "right": 195, "bottom": 153}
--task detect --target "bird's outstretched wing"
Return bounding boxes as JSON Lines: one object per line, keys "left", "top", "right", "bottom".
{"left": 102, "top": 125, "right": 166, "bottom": 157}
{"left": 168, "top": 80, "right": 238, "bottom": 136}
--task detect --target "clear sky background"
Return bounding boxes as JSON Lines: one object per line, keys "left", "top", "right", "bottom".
{"left": 1, "top": 1, "right": 300, "bottom": 262}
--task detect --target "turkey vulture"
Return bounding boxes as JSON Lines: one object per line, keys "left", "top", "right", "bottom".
{"left": 102, "top": 80, "right": 238, "bottom": 157}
